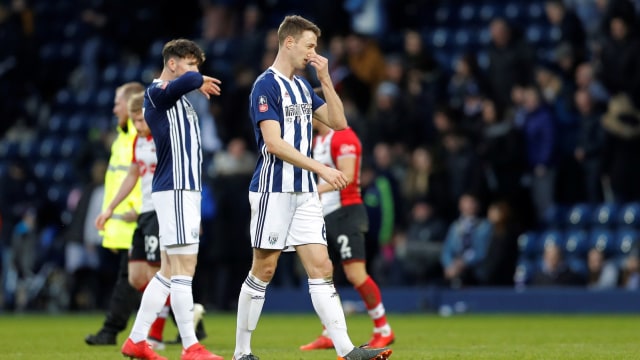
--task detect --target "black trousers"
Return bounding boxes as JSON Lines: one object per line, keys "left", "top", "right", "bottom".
{"left": 100, "top": 249, "right": 141, "bottom": 334}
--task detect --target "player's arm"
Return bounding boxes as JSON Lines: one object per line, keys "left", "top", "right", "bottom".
{"left": 260, "top": 120, "right": 348, "bottom": 190}
{"left": 95, "top": 164, "right": 141, "bottom": 230}
{"left": 317, "top": 155, "right": 356, "bottom": 195}
{"left": 308, "top": 54, "right": 347, "bottom": 130}
{"left": 147, "top": 72, "right": 221, "bottom": 107}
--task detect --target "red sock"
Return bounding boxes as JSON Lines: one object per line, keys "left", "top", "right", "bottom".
{"left": 148, "top": 297, "right": 170, "bottom": 340}
{"left": 355, "top": 276, "right": 387, "bottom": 328}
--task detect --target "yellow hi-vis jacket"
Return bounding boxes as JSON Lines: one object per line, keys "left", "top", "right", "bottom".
{"left": 101, "top": 119, "right": 142, "bottom": 249}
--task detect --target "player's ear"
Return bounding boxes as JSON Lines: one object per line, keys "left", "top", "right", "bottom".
{"left": 285, "top": 36, "right": 295, "bottom": 50}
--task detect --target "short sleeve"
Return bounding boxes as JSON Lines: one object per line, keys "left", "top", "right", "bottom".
{"left": 250, "top": 77, "right": 280, "bottom": 125}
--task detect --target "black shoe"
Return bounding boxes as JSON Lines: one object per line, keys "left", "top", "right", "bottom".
{"left": 85, "top": 330, "right": 116, "bottom": 345}
{"left": 340, "top": 346, "right": 392, "bottom": 360}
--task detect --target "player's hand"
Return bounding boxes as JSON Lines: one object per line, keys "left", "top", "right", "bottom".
{"left": 319, "top": 166, "right": 349, "bottom": 191}
{"left": 94, "top": 209, "right": 113, "bottom": 230}
{"left": 122, "top": 209, "right": 138, "bottom": 223}
{"left": 199, "top": 75, "right": 222, "bottom": 99}
{"left": 307, "top": 54, "right": 330, "bottom": 81}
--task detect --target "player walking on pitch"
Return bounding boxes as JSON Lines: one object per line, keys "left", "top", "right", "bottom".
{"left": 232, "top": 15, "right": 392, "bottom": 360}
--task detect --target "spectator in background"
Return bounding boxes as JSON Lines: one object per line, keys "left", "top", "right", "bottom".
{"left": 574, "top": 89, "right": 606, "bottom": 203}
{"left": 447, "top": 53, "right": 485, "bottom": 113}
{"left": 532, "top": 243, "right": 586, "bottom": 286}
{"left": 440, "top": 193, "right": 491, "bottom": 288}
{"left": 368, "top": 81, "right": 405, "bottom": 147}
{"left": 620, "top": 241, "right": 640, "bottom": 289}
{"left": 345, "top": 32, "right": 387, "bottom": 113}
{"left": 596, "top": 15, "right": 640, "bottom": 104}
{"left": 521, "top": 84, "right": 557, "bottom": 222}
{"left": 486, "top": 18, "right": 535, "bottom": 109}
{"left": 574, "top": 61, "right": 609, "bottom": 106}
{"left": 600, "top": 93, "right": 640, "bottom": 203}
{"left": 363, "top": 144, "right": 404, "bottom": 274}
{"left": 395, "top": 199, "right": 447, "bottom": 285}
{"left": 545, "top": 0, "right": 587, "bottom": 64}
{"left": 586, "top": 248, "right": 620, "bottom": 289}
{"left": 63, "top": 159, "right": 108, "bottom": 311}
{"left": 401, "top": 146, "right": 448, "bottom": 216}
{"left": 439, "top": 130, "right": 487, "bottom": 219}
{"left": 477, "top": 98, "right": 526, "bottom": 203}
{"left": 477, "top": 200, "right": 519, "bottom": 286}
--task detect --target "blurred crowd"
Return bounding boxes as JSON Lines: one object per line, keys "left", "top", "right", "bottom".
{"left": 2, "top": 0, "right": 640, "bottom": 312}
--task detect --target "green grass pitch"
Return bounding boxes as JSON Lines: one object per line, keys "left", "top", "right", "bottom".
{"left": 1, "top": 312, "right": 638, "bottom": 359}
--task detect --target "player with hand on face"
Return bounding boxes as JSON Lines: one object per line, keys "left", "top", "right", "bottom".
{"left": 232, "top": 15, "right": 392, "bottom": 360}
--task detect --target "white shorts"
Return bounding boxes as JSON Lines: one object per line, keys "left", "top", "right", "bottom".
{"left": 152, "top": 190, "right": 201, "bottom": 252}
{"left": 249, "top": 191, "right": 327, "bottom": 251}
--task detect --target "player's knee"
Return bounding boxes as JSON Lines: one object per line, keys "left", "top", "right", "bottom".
{"left": 128, "top": 272, "right": 148, "bottom": 290}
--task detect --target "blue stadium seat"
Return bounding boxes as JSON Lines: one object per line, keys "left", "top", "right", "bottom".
{"left": 615, "top": 228, "right": 638, "bottom": 258}
{"left": 47, "top": 184, "right": 71, "bottom": 208}
{"left": 540, "top": 229, "right": 563, "bottom": 250}
{"left": 33, "top": 160, "right": 56, "bottom": 182}
{"left": 503, "top": 2, "right": 523, "bottom": 21}
{"left": 513, "top": 258, "right": 537, "bottom": 286}
{"left": 479, "top": 3, "right": 500, "bottom": 23}
{"left": 526, "top": 2, "right": 544, "bottom": 21}
{"left": 52, "top": 161, "right": 76, "bottom": 183}
{"left": 589, "top": 228, "right": 616, "bottom": 256}
{"left": 541, "top": 203, "right": 567, "bottom": 229}
{"left": 592, "top": 203, "right": 619, "bottom": 228}
{"left": 618, "top": 202, "right": 640, "bottom": 227}
{"left": 47, "top": 113, "right": 66, "bottom": 135}
{"left": 458, "top": 3, "right": 480, "bottom": 24}
{"left": 18, "top": 139, "right": 40, "bottom": 161}
{"left": 67, "top": 112, "right": 89, "bottom": 135}
{"left": 427, "top": 28, "right": 452, "bottom": 49}
{"left": 60, "top": 136, "right": 84, "bottom": 159}
{"left": 38, "top": 136, "right": 62, "bottom": 159}
{"left": 565, "top": 203, "right": 592, "bottom": 229}
{"left": 0, "top": 140, "right": 20, "bottom": 160}
{"left": 563, "top": 229, "right": 589, "bottom": 258}
{"left": 517, "top": 231, "right": 540, "bottom": 260}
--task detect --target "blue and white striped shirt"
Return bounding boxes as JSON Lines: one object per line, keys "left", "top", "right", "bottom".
{"left": 248, "top": 67, "right": 325, "bottom": 193}
{"left": 144, "top": 72, "right": 203, "bottom": 192}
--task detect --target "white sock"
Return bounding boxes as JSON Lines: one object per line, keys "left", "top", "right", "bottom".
{"left": 130, "top": 273, "right": 171, "bottom": 343}
{"left": 234, "top": 273, "right": 267, "bottom": 358}
{"left": 171, "top": 275, "right": 197, "bottom": 349}
{"left": 308, "top": 278, "right": 353, "bottom": 356}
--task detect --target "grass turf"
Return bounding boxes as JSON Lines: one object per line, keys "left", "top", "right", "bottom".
{"left": 0, "top": 312, "right": 638, "bottom": 359}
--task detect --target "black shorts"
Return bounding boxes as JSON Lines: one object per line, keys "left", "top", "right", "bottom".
{"left": 129, "top": 211, "right": 161, "bottom": 264}
{"left": 325, "top": 204, "right": 369, "bottom": 262}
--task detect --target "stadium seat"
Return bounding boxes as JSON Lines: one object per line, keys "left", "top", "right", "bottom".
{"left": 541, "top": 203, "right": 567, "bottom": 229}
{"left": 591, "top": 203, "right": 619, "bottom": 228}
{"left": 60, "top": 136, "right": 84, "bottom": 159}
{"left": 563, "top": 229, "right": 589, "bottom": 258}
{"left": 517, "top": 231, "right": 540, "bottom": 260}
{"left": 565, "top": 203, "right": 592, "bottom": 229}
{"left": 18, "top": 139, "right": 40, "bottom": 161}
{"left": 0, "top": 140, "right": 20, "bottom": 160}
{"left": 615, "top": 228, "right": 638, "bottom": 258}
{"left": 539, "top": 229, "right": 563, "bottom": 250}
{"left": 526, "top": 2, "right": 544, "bottom": 21}
{"left": 618, "top": 202, "right": 640, "bottom": 227}
{"left": 38, "top": 136, "right": 62, "bottom": 159}
{"left": 47, "top": 113, "right": 66, "bottom": 135}
{"left": 33, "top": 160, "right": 56, "bottom": 182}
{"left": 52, "top": 161, "right": 76, "bottom": 183}
{"left": 513, "top": 258, "right": 537, "bottom": 287}
{"left": 427, "top": 28, "right": 452, "bottom": 49}
{"left": 589, "top": 228, "right": 616, "bottom": 256}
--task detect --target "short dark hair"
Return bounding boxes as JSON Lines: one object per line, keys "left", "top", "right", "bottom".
{"left": 277, "top": 15, "right": 321, "bottom": 46}
{"left": 162, "top": 39, "right": 206, "bottom": 66}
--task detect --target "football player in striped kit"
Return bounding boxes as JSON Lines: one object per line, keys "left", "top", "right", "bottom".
{"left": 120, "top": 39, "right": 223, "bottom": 360}
{"left": 232, "top": 15, "right": 392, "bottom": 360}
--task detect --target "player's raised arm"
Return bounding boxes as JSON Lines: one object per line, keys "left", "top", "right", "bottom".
{"left": 310, "top": 53, "right": 347, "bottom": 131}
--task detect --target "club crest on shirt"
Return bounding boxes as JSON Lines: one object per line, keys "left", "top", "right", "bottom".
{"left": 258, "top": 95, "right": 268, "bottom": 112}
{"left": 268, "top": 232, "right": 279, "bottom": 245}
